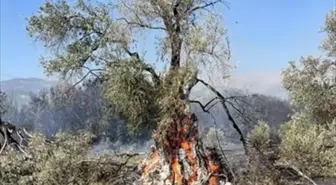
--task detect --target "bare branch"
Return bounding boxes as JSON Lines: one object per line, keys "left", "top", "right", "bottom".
{"left": 22, "top": 128, "right": 33, "bottom": 138}
{"left": 118, "top": 17, "right": 166, "bottom": 31}
{"left": 189, "top": 100, "right": 212, "bottom": 115}
{"left": 72, "top": 71, "right": 92, "bottom": 88}
{"left": 275, "top": 162, "right": 318, "bottom": 185}
{"left": 225, "top": 35, "right": 232, "bottom": 62}
{"left": 189, "top": 0, "right": 226, "bottom": 13}
{"left": 225, "top": 99, "right": 258, "bottom": 126}
{"left": 196, "top": 78, "right": 248, "bottom": 155}
{"left": 82, "top": 66, "right": 104, "bottom": 81}
{"left": 0, "top": 128, "right": 7, "bottom": 154}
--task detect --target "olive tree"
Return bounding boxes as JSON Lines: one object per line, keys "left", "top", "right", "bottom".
{"left": 27, "top": 0, "right": 242, "bottom": 184}
{"left": 280, "top": 9, "right": 336, "bottom": 177}
{"left": 282, "top": 10, "right": 336, "bottom": 124}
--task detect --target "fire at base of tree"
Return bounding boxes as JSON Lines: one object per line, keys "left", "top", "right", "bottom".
{"left": 1, "top": 0, "right": 336, "bottom": 185}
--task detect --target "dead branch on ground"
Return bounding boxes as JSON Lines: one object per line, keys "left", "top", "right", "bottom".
{"left": 275, "top": 162, "right": 318, "bottom": 185}
{"left": 0, "top": 117, "right": 32, "bottom": 157}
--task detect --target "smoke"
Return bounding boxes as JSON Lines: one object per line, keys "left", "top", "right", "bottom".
{"left": 2, "top": 74, "right": 292, "bottom": 157}
{"left": 88, "top": 137, "right": 155, "bottom": 156}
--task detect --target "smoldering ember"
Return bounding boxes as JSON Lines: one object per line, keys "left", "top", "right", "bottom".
{"left": 1, "top": 1, "right": 336, "bottom": 185}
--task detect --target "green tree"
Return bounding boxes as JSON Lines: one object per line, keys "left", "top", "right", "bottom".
{"left": 282, "top": 10, "right": 336, "bottom": 125}
{"left": 279, "top": 9, "right": 336, "bottom": 177}
{"left": 27, "top": 0, "right": 241, "bottom": 184}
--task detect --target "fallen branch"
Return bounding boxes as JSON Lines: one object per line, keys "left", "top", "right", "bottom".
{"left": 0, "top": 118, "right": 32, "bottom": 157}
{"left": 275, "top": 162, "right": 318, "bottom": 185}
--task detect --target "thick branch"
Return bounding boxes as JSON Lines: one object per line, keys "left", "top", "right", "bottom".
{"left": 123, "top": 47, "right": 161, "bottom": 85}
{"left": 0, "top": 127, "right": 7, "bottom": 154}
{"left": 72, "top": 70, "right": 92, "bottom": 88}
{"left": 82, "top": 66, "right": 104, "bottom": 81}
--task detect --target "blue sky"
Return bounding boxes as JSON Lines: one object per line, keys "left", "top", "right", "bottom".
{"left": 0, "top": 0, "right": 334, "bottom": 81}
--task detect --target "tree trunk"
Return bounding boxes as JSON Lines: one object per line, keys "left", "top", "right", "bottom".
{"left": 139, "top": 110, "right": 231, "bottom": 185}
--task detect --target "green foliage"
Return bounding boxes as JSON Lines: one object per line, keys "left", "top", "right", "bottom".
{"left": 104, "top": 59, "right": 160, "bottom": 133}
{"left": 26, "top": 0, "right": 229, "bottom": 136}
{"left": 321, "top": 10, "right": 336, "bottom": 57}
{"left": 158, "top": 67, "right": 197, "bottom": 114}
{"left": 282, "top": 10, "right": 336, "bottom": 124}
{"left": 155, "top": 67, "right": 197, "bottom": 143}
{"left": 279, "top": 9, "right": 336, "bottom": 178}
{"left": 279, "top": 117, "right": 336, "bottom": 177}
{"left": 104, "top": 63, "right": 197, "bottom": 139}
{"left": 0, "top": 131, "right": 141, "bottom": 185}
{"left": 240, "top": 120, "right": 285, "bottom": 185}
{"left": 247, "top": 121, "right": 271, "bottom": 151}
{"left": 0, "top": 131, "right": 92, "bottom": 184}
{"left": 282, "top": 57, "right": 336, "bottom": 124}
{"left": 26, "top": 0, "right": 120, "bottom": 77}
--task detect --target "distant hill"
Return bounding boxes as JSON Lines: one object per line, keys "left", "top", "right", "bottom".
{"left": 0, "top": 74, "right": 287, "bottom": 109}
{"left": 0, "top": 78, "right": 57, "bottom": 106}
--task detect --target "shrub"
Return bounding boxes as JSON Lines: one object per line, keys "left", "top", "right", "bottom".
{"left": 279, "top": 116, "right": 336, "bottom": 177}
{"left": 247, "top": 120, "right": 271, "bottom": 151}
{"left": 0, "top": 131, "right": 141, "bottom": 185}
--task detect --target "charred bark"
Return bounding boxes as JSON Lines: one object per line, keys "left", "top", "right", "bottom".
{"left": 139, "top": 110, "right": 232, "bottom": 185}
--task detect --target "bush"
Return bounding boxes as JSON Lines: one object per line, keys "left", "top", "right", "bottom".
{"left": 0, "top": 131, "right": 141, "bottom": 185}
{"left": 279, "top": 116, "right": 336, "bottom": 177}
{"left": 247, "top": 121, "right": 271, "bottom": 151}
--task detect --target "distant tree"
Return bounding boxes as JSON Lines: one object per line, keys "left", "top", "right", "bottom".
{"left": 194, "top": 91, "right": 293, "bottom": 144}
{"left": 234, "top": 93, "right": 293, "bottom": 136}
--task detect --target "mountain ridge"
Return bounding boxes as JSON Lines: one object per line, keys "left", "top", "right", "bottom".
{"left": 0, "top": 75, "right": 287, "bottom": 107}
{"left": 0, "top": 77, "right": 58, "bottom": 106}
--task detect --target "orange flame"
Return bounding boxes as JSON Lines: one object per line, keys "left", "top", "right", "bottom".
{"left": 141, "top": 112, "right": 223, "bottom": 185}
{"left": 208, "top": 160, "right": 220, "bottom": 185}
{"left": 181, "top": 116, "right": 198, "bottom": 183}
{"left": 141, "top": 145, "right": 160, "bottom": 177}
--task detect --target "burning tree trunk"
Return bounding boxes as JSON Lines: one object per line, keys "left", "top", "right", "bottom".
{"left": 138, "top": 70, "right": 242, "bottom": 185}
{"left": 139, "top": 110, "right": 232, "bottom": 185}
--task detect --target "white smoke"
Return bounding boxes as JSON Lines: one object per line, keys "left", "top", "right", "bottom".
{"left": 88, "top": 137, "right": 155, "bottom": 156}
